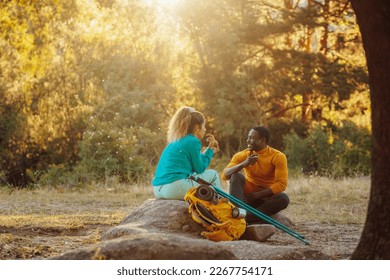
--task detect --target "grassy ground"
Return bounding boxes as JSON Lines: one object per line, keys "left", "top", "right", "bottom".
{"left": 0, "top": 176, "right": 370, "bottom": 259}
{"left": 0, "top": 182, "right": 154, "bottom": 259}
{"left": 283, "top": 176, "right": 370, "bottom": 224}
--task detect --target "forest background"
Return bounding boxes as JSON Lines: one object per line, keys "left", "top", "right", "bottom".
{"left": 0, "top": 0, "right": 371, "bottom": 188}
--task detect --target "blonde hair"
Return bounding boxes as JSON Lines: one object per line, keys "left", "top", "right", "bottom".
{"left": 167, "top": 106, "right": 205, "bottom": 142}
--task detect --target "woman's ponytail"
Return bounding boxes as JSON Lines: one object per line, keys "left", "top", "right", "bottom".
{"left": 167, "top": 107, "right": 204, "bottom": 142}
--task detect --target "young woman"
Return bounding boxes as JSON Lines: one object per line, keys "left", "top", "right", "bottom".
{"left": 152, "top": 106, "right": 221, "bottom": 200}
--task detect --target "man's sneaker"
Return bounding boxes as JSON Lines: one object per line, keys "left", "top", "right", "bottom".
{"left": 241, "top": 224, "right": 276, "bottom": 242}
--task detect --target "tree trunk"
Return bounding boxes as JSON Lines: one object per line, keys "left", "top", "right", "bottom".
{"left": 350, "top": 0, "right": 390, "bottom": 259}
{"left": 301, "top": 0, "right": 313, "bottom": 123}
{"left": 320, "top": 0, "right": 330, "bottom": 54}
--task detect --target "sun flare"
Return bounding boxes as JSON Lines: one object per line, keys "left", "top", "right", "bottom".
{"left": 144, "top": 0, "right": 183, "bottom": 9}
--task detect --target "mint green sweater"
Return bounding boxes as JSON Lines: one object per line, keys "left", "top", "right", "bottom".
{"left": 152, "top": 134, "right": 214, "bottom": 186}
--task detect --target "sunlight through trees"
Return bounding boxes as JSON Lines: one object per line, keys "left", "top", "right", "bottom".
{"left": 0, "top": 0, "right": 370, "bottom": 186}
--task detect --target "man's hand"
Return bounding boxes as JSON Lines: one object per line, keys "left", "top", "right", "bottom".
{"left": 242, "top": 153, "right": 258, "bottom": 167}
{"left": 223, "top": 152, "right": 258, "bottom": 179}
{"left": 245, "top": 188, "right": 273, "bottom": 203}
{"left": 245, "top": 192, "right": 259, "bottom": 203}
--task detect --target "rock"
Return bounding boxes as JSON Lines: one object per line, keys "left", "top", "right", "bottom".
{"left": 52, "top": 233, "right": 235, "bottom": 260}
{"left": 271, "top": 212, "right": 294, "bottom": 227}
{"left": 102, "top": 199, "right": 204, "bottom": 240}
{"left": 241, "top": 224, "right": 276, "bottom": 242}
{"left": 182, "top": 225, "right": 191, "bottom": 232}
{"left": 222, "top": 241, "right": 329, "bottom": 260}
{"left": 50, "top": 198, "right": 330, "bottom": 260}
{"left": 101, "top": 223, "right": 149, "bottom": 240}
{"left": 248, "top": 212, "right": 294, "bottom": 227}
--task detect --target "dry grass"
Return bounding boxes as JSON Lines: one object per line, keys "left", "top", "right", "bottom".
{"left": 0, "top": 183, "right": 154, "bottom": 228}
{"left": 0, "top": 176, "right": 370, "bottom": 259}
{"left": 0, "top": 183, "right": 154, "bottom": 259}
{"left": 283, "top": 176, "right": 370, "bottom": 224}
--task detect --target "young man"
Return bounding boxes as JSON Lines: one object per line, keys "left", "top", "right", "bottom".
{"left": 222, "top": 126, "right": 289, "bottom": 224}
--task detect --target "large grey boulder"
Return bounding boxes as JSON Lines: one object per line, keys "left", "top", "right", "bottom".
{"left": 53, "top": 233, "right": 235, "bottom": 260}
{"left": 102, "top": 199, "right": 204, "bottom": 240}
{"left": 51, "top": 198, "right": 329, "bottom": 260}
{"left": 102, "top": 199, "right": 294, "bottom": 241}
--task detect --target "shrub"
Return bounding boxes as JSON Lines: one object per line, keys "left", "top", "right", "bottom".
{"left": 284, "top": 123, "right": 371, "bottom": 177}
{"left": 74, "top": 118, "right": 165, "bottom": 184}
{"left": 267, "top": 118, "right": 309, "bottom": 151}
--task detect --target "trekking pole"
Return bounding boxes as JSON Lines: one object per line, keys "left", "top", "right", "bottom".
{"left": 215, "top": 188, "right": 309, "bottom": 245}
{"left": 190, "top": 176, "right": 304, "bottom": 238}
{"left": 189, "top": 176, "right": 310, "bottom": 245}
{"left": 218, "top": 188, "right": 306, "bottom": 239}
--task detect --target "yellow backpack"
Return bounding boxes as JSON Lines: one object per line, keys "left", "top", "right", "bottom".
{"left": 184, "top": 185, "right": 246, "bottom": 242}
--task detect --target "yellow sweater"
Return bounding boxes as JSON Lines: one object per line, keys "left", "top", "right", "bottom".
{"left": 221, "top": 146, "right": 288, "bottom": 194}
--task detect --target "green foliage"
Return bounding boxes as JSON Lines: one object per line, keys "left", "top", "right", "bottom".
{"left": 1, "top": 0, "right": 173, "bottom": 186}
{"left": 0, "top": 0, "right": 83, "bottom": 186}
{"left": 284, "top": 123, "right": 371, "bottom": 177}
{"left": 75, "top": 114, "right": 165, "bottom": 184}
{"left": 266, "top": 118, "right": 309, "bottom": 150}
{"left": 0, "top": 0, "right": 371, "bottom": 187}
{"left": 332, "top": 121, "right": 371, "bottom": 176}
{"left": 37, "top": 164, "right": 81, "bottom": 188}
{"left": 174, "top": 0, "right": 369, "bottom": 157}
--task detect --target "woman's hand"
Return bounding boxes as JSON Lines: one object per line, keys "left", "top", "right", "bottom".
{"left": 205, "top": 133, "right": 219, "bottom": 153}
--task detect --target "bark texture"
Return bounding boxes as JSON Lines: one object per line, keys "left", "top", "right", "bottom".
{"left": 350, "top": 0, "right": 390, "bottom": 259}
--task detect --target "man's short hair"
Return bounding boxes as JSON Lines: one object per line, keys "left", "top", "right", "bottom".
{"left": 252, "top": 126, "right": 270, "bottom": 144}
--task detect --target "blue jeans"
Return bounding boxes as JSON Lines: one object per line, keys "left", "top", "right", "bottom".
{"left": 153, "top": 169, "right": 221, "bottom": 200}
